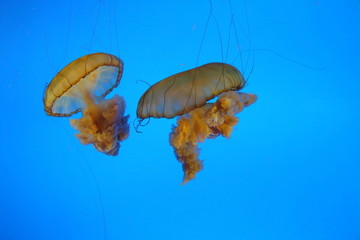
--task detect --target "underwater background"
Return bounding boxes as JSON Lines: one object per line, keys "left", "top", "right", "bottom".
{"left": 1, "top": 0, "right": 360, "bottom": 239}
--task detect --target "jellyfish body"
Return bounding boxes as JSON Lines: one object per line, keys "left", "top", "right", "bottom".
{"left": 137, "top": 62, "right": 245, "bottom": 119}
{"left": 136, "top": 62, "right": 256, "bottom": 184}
{"left": 43, "top": 53, "right": 129, "bottom": 156}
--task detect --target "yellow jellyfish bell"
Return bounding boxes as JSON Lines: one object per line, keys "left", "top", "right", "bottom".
{"left": 137, "top": 62, "right": 246, "bottom": 119}
{"left": 43, "top": 52, "right": 129, "bottom": 156}
{"left": 136, "top": 62, "right": 257, "bottom": 184}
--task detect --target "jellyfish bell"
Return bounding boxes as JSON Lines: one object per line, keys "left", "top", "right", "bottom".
{"left": 43, "top": 52, "right": 130, "bottom": 156}
{"left": 136, "top": 62, "right": 256, "bottom": 184}
{"left": 136, "top": 62, "right": 246, "bottom": 120}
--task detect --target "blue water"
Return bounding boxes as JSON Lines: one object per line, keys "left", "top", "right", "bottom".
{"left": 1, "top": 0, "right": 360, "bottom": 239}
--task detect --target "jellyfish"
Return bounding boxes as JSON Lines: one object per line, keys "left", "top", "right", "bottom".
{"left": 137, "top": 62, "right": 257, "bottom": 184}
{"left": 43, "top": 52, "right": 130, "bottom": 156}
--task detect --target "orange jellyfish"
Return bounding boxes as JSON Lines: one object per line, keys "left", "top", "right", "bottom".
{"left": 43, "top": 52, "right": 129, "bottom": 156}
{"left": 137, "top": 62, "right": 257, "bottom": 184}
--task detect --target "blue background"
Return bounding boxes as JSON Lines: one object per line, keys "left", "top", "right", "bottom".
{"left": 1, "top": 0, "right": 360, "bottom": 239}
